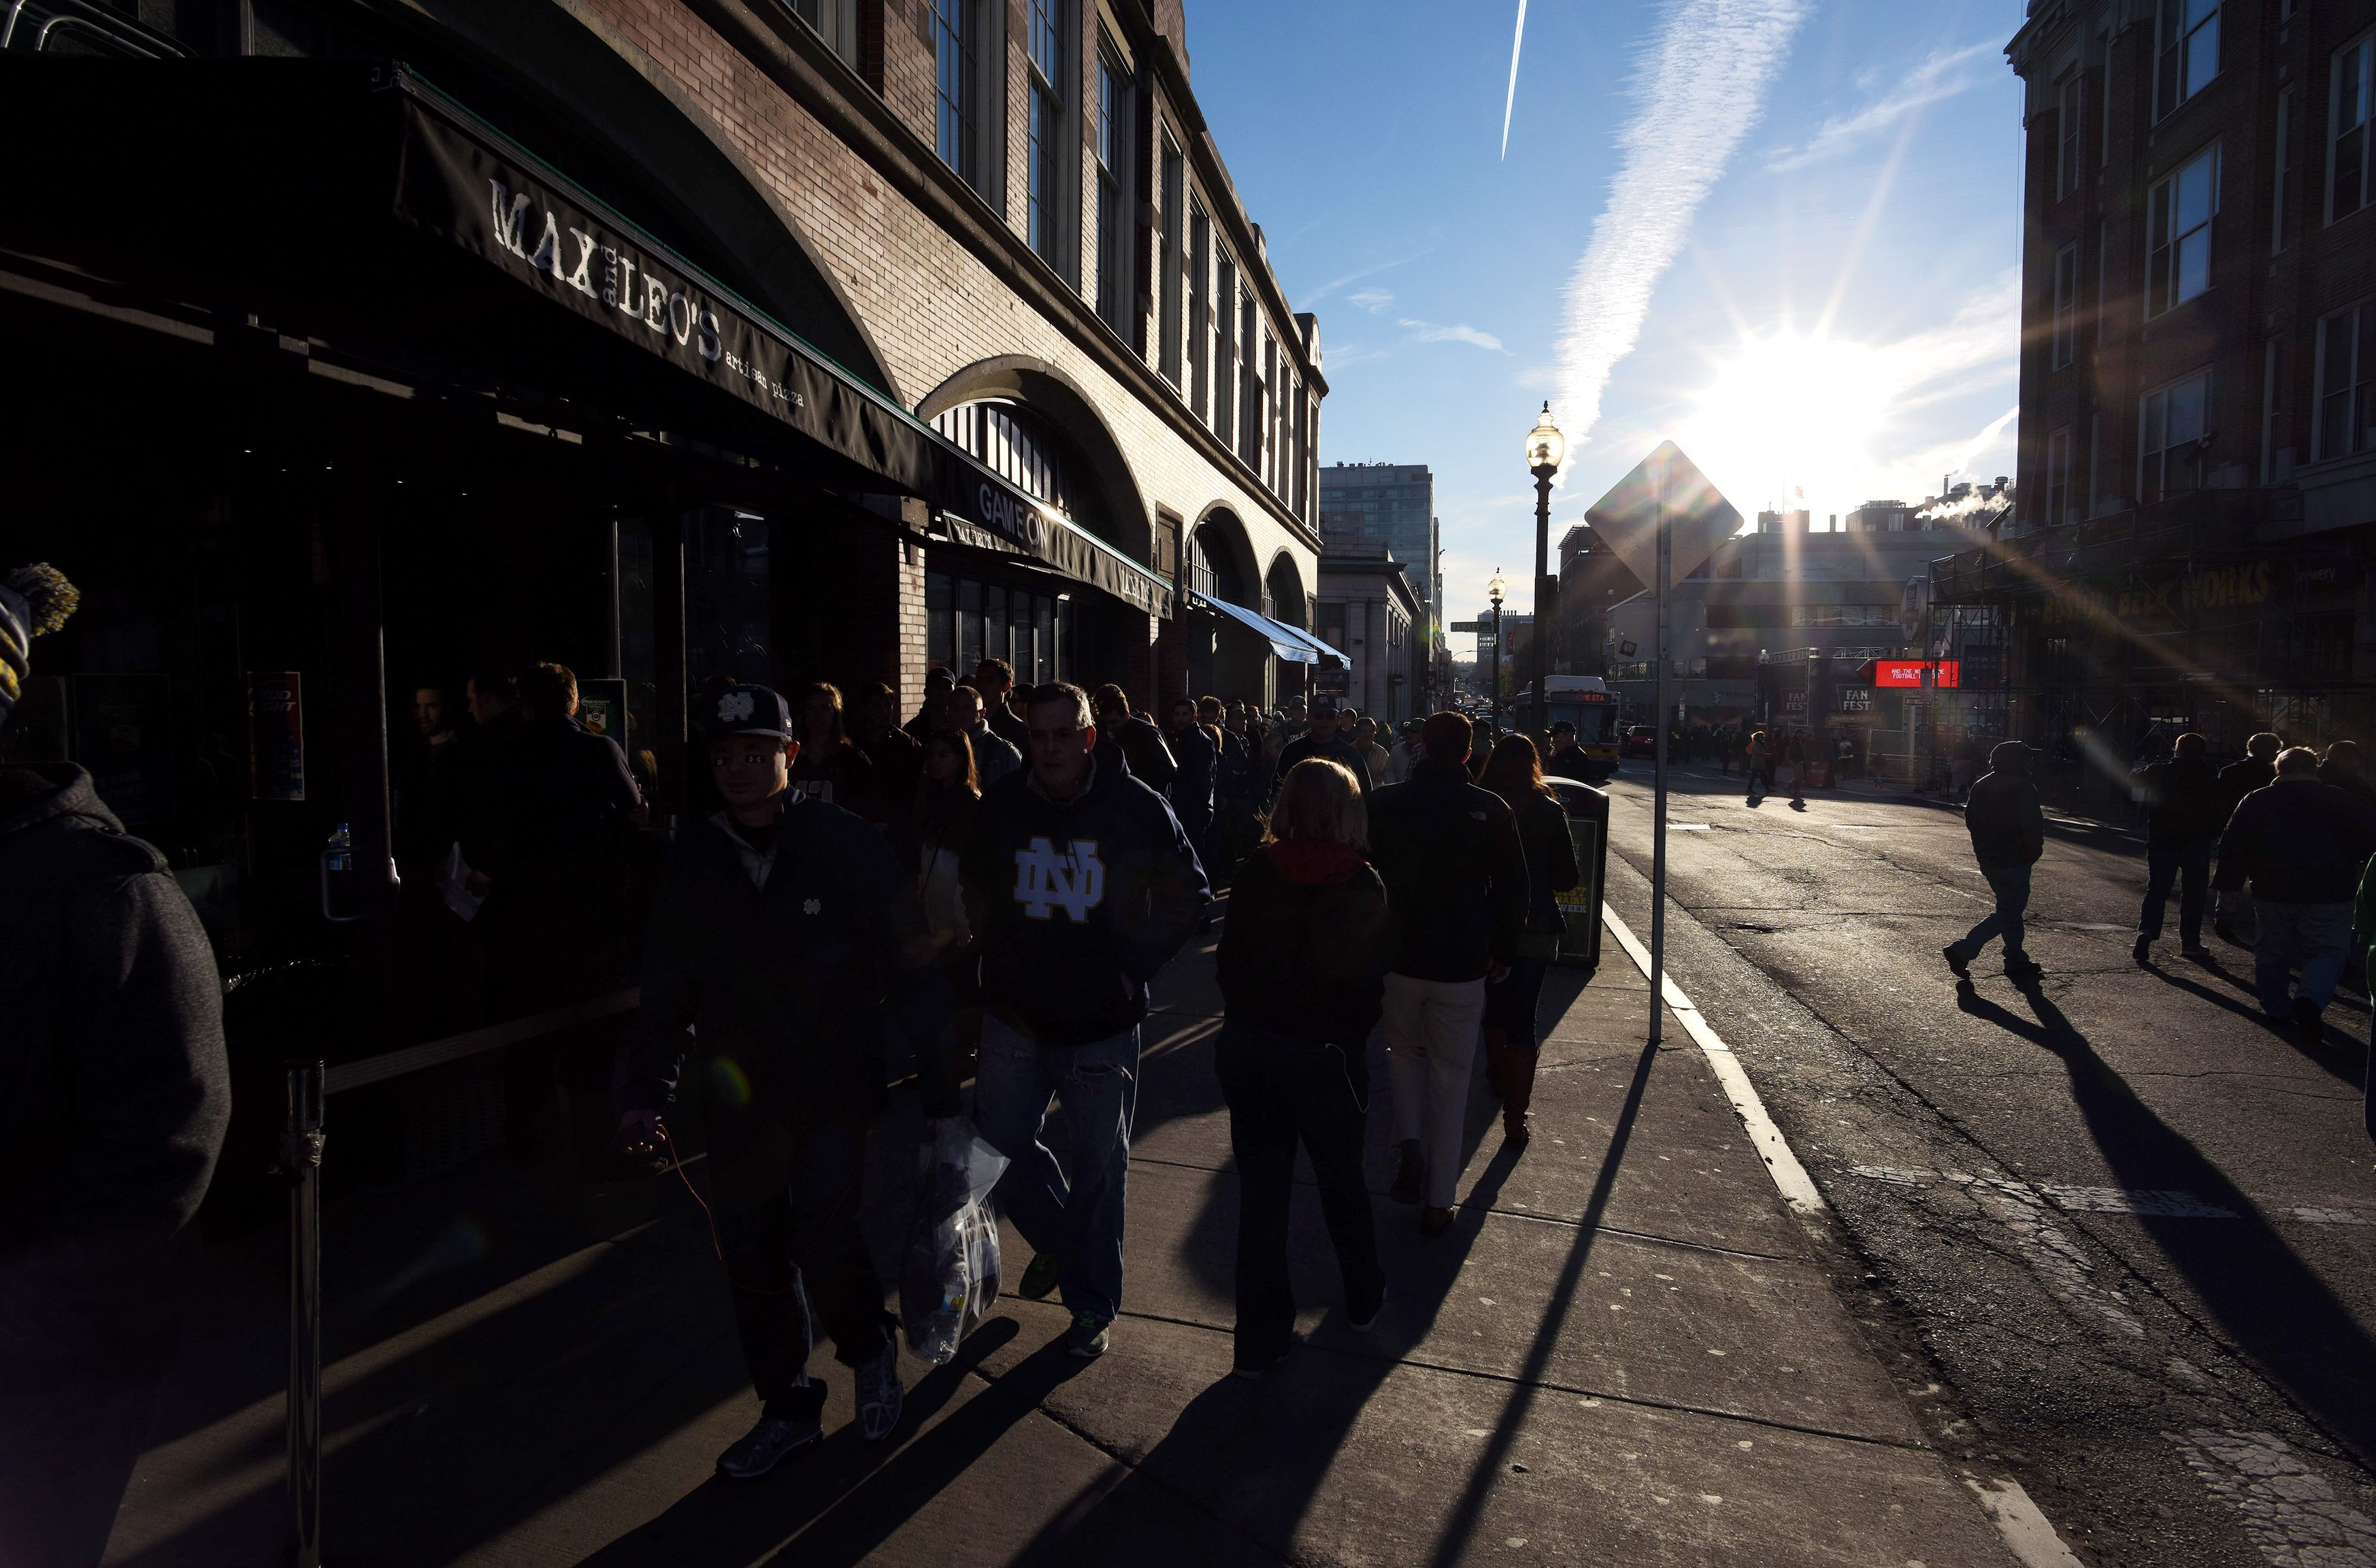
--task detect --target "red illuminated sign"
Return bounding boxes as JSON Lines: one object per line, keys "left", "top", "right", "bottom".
{"left": 1875, "top": 661, "right": 1961, "bottom": 688}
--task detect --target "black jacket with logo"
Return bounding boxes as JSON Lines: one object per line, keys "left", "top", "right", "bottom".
{"left": 1367, "top": 758, "right": 1528, "bottom": 982}
{"left": 962, "top": 760, "right": 1208, "bottom": 1046}
{"left": 627, "top": 793, "right": 953, "bottom": 1153}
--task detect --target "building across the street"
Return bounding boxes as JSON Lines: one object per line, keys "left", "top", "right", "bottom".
{"left": 1938, "top": 0, "right": 2376, "bottom": 805}
{"left": 1316, "top": 543, "right": 1421, "bottom": 724}
{"left": 1319, "top": 461, "right": 1438, "bottom": 615}
{"left": 0, "top": 0, "right": 1323, "bottom": 1154}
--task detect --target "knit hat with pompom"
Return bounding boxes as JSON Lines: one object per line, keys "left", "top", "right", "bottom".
{"left": 0, "top": 563, "right": 79, "bottom": 733}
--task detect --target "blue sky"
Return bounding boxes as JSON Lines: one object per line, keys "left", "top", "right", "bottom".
{"left": 1187, "top": 0, "right": 2028, "bottom": 650}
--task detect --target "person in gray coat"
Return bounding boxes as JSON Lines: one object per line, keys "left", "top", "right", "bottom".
{"left": 0, "top": 565, "right": 229, "bottom": 1568}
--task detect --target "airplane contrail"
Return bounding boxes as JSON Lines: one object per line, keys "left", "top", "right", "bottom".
{"left": 1500, "top": 0, "right": 1528, "bottom": 161}
{"left": 1557, "top": 0, "right": 1806, "bottom": 448}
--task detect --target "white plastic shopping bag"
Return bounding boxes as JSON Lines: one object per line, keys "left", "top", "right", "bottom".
{"left": 900, "top": 1118, "right": 1008, "bottom": 1365}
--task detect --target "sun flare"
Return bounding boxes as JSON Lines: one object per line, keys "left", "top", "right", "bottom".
{"left": 1677, "top": 329, "right": 1898, "bottom": 522}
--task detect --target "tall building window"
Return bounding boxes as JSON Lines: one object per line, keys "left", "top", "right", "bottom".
{"left": 2315, "top": 305, "right": 2375, "bottom": 461}
{"left": 1187, "top": 203, "right": 1210, "bottom": 420}
{"left": 1238, "top": 294, "right": 1261, "bottom": 467}
{"left": 1025, "top": 0, "right": 1067, "bottom": 267}
{"left": 2273, "top": 87, "right": 2295, "bottom": 252}
{"left": 2146, "top": 141, "right": 2219, "bottom": 316}
{"left": 2155, "top": 0, "right": 2218, "bottom": 119}
{"left": 789, "top": 0, "right": 859, "bottom": 65}
{"left": 931, "top": 0, "right": 977, "bottom": 187}
{"left": 2051, "top": 244, "right": 2080, "bottom": 368}
{"left": 2045, "top": 428, "right": 2072, "bottom": 526}
{"left": 2333, "top": 35, "right": 2373, "bottom": 224}
{"left": 1157, "top": 135, "right": 1185, "bottom": 384}
{"left": 1094, "top": 43, "right": 1133, "bottom": 335}
{"left": 2139, "top": 368, "right": 2211, "bottom": 503}
{"left": 1211, "top": 252, "right": 1236, "bottom": 440}
{"left": 2057, "top": 75, "right": 2083, "bottom": 200}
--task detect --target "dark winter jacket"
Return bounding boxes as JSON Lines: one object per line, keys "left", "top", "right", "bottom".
{"left": 2132, "top": 755, "right": 2227, "bottom": 846}
{"left": 1368, "top": 758, "right": 1529, "bottom": 982}
{"left": 626, "top": 791, "right": 955, "bottom": 1145}
{"left": 1216, "top": 841, "right": 1391, "bottom": 1046}
{"left": 854, "top": 724, "right": 924, "bottom": 827}
{"left": 1215, "top": 729, "right": 1261, "bottom": 807}
{"left": 964, "top": 722, "right": 1023, "bottom": 789}
{"left": 1493, "top": 786, "right": 1581, "bottom": 933}
{"left": 1962, "top": 768, "right": 2045, "bottom": 868}
{"left": 2215, "top": 778, "right": 2376, "bottom": 904}
{"left": 0, "top": 765, "right": 227, "bottom": 1373}
{"left": 790, "top": 737, "right": 879, "bottom": 821}
{"left": 1273, "top": 733, "right": 1374, "bottom": 799}
{"left": 482, "top": 716, "right": 640, "bottom": 892}
{"left": 961, "top": 758, "right": 1209, "bottom": 1046}
{"left": 2217, "top": 755, "right": 2277, "bottom": 820}
{"left": 1167, "top": 722, "right": 1217, "bottom": 833}
{"left": 1106, "top": 714, "right": 1177, "bottom": 794}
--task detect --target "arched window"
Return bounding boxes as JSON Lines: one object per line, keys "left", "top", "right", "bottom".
{"left": 1188, "top": 524, "right": 1247, "bottom": 605}
{"left": 932, "top": 399, "right": 1074, "bottom": 516}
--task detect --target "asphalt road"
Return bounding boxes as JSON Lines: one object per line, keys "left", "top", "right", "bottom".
{"left": 1594, "top": 765, "right": 2376, "bottom": 1568}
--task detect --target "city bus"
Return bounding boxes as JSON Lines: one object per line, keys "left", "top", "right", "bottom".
{"left": 1511, "top": 675, "right": 1620, "bottom": 780}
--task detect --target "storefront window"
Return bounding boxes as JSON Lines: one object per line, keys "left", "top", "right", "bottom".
{"left": 958, "top": 578, "right": 984, "bottom": 672}
{"left": 683, "top": 510, "right": 770, "bottom": 690}
{"left": 927, "top": 571, "right": 954, "bottom": 668}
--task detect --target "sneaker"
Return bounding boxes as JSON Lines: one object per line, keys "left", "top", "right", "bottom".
{"left": 715, "top": 1412, "right": 820, "bottom": 1479}
{"left": 1017, "top": 1251, "right": 1061, "bottom": 1301}
{"left": 1941, "top": 945, "right": 1970, "bottom": 980}
{"left": 2181, "top": 944, "right": 2213, "bottom": 963}
{"left": 2132, "top": 935, "right": 2153, "bottom": 967}
{"left": 1232, "top": 1342, "right": 1293, "bottom": 1380}
{"left": 1391, "top": 1142, "right": 1425, "bottom": 1206}
{"left": 856, "top": 1337, "right": 903, "bottom": 1442}
{"left": 1063, "top": 1313, "right": 1110, "bottom": 1359}
{"left": 1347, "top": 1286, "right": 1387, "bottom": 1334}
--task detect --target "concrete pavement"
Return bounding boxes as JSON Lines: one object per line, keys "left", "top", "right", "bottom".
{"left": 106, "top": 907, "right": 2034, "bottom": 1567}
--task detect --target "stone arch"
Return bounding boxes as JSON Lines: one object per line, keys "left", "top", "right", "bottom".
{"left": 1265, "top": 550, "right": 1310, "bottom": 629}
{"left": 406, "top": 0, "right": 897, "bottom": 394}
{"left": 1187, "top": 503, "right": 1259, "bottom": 607}
{"left": 917, "top": 356, "right": 1154, "bottom": 564}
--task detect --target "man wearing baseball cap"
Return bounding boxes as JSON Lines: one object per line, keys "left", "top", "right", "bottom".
{"left": 616, "top": 681, "right": 953, "bottom": 1477}
{"left": 1272, "top": 693, "right": 1374, "bottom": 801}
{"left": 0, "top": 565, "right": 229, "bottom": 1567}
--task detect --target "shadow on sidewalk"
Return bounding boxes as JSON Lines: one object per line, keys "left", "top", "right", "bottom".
{"left": 1959, "top": 978, "right": 2376, "bottom": 1463}
{"left": 2141, "top": 962, "right": 2369, "bottom": 1089}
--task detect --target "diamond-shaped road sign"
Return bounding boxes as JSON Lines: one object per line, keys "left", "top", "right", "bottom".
{"left": 1582, "top": 442, "right": 1743, "bottom": 591}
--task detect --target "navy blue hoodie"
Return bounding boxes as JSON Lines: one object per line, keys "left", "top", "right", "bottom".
{"left": 963, "top": 758, "right": 1209, "bottom": 1046}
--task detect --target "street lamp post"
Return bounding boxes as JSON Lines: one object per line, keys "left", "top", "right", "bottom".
{"left": 1524, "top": 403, "right": 1566, "bottom": 741}
{"left": 1487, "top": 569, "right": 1506, "bottom": 738}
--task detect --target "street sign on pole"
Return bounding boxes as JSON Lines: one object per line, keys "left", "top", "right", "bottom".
{"left": 1586, "top": 444, "right": 1741, "bottom": 1051}
{"left": 1583, "top": 442, "right": 1743, "bottom": 593}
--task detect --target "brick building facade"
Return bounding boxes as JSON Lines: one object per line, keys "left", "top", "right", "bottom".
{"left": 1948, "top": 0, "right": 2376, "bottom": 781}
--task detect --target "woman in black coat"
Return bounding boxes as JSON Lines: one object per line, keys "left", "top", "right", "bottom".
{"left": 1480, "top": 735, "right": 1579, "bottom": 1144}
{"left": 1213, "top": 756, "right": 1392, "bottom": 1378}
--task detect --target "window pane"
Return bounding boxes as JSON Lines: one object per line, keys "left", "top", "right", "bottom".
{"left": 958, "top": 578, "right": 983, "bottom": 672}
{"left": 2176, "top": 229, "right": 2211, "bottom": 303}
{"left": 1036, "top": 599, "right": 1056, "bottom": 682}
{"left": 2168, "top": 374, "right": 2208, "bottom": 444}
{"left": 2185, "top": 11, "right": 2217, "bottom": 99}
{"left": 2176, "top": 150, "right": 2216, "bottom": 231}
{"left": 985, "top": 586, "right": 1008, "bottom": 669}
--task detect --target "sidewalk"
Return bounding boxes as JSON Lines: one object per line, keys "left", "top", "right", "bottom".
{"left": 104, "top": 918, "right": 2024, "bottom": 1567}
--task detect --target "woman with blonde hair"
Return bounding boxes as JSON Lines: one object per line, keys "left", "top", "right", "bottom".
{"left": 1212, "top": 757, "right": 1393, "bottom": 1376}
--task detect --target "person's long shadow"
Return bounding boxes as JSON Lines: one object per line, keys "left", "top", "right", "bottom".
{"left": 2141, "top": 961, "right": 2367, "bottom": 1089}
{"left": 1959, "top": 978, "right": 2376, "bottom": 1462}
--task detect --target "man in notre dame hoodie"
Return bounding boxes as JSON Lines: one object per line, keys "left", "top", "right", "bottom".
{"left": 0, "top": 566, "right": 228, "bottom": 1567}
{"left": 961, "top": 681, "right": 1207, "bottom": 1360}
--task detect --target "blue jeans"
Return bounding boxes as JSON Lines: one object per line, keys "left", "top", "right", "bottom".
{"left": 2251, "top": 900, "right": 2352, "bottom": 1018}
{"left": 975, "top": 1015, "right": 1139, "bottom": 1325}
{"left": 1954, "top": 863, "right": 2032, "bottom": 965}
{"left": 2139, "top": 844, "right": 2213, "bottom": 945}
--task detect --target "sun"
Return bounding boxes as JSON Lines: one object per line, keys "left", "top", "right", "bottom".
{"left": 1677, "top": 329, "right": 1896, "bottom": 522}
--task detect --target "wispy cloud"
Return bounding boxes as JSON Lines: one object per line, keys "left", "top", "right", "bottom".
{"left": 1298, "top": 254, "right": 1424, "bottom": 312}
{"left": 1765, "top": 41, "right": 1998, "bottom": 172}
{"left": 1556, "top": 0, "right": 1806, "bottom": 455}
{"left": 1400, "top": 318, "right": 1506, "bottom": 352}
{"left": 1500, "top": 0, "right": 1530, "bottom": 161}
{"left": 1348, "top": 287, "right": 1394, "bottom": 314}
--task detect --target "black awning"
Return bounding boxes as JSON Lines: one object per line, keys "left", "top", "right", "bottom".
{"left": 0, "top": 61, "right": 1172, "bottom": 616}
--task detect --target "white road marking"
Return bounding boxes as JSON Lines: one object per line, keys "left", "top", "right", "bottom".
{"left": 2165, "top": 1429, "right": 2376, "bottom": 1567}
{"left": 1600, "top": 903, "right": 1824, "bottom": 1218}
{"left": 2294, "top": 1207, "right": 2376, "bottom": 1227}
{"left": 1964, "top": 1475, "right": 2088, "bottom": 1567}
{"left": 1672, "top": 823, "right": 1712, "bottom": 831}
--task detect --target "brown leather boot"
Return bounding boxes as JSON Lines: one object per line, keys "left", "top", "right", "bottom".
{"left": 1502, "top": 1047, "right": 1538, "bottom": 1144}
{"left": 1482, "top": 1027, "right": 1511, "bottom": 1099}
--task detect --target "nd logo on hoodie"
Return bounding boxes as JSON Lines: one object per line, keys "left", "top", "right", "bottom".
{"left": 1013, "top": 836, "right": 1105, "bottom": 921}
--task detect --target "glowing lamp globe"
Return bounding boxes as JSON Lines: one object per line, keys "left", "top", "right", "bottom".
{"left": 1525, "top": 403, "right": 1565, "bottom": 473}
{"left": 1487, "top": 569, "right": 1507, "bottom": 606}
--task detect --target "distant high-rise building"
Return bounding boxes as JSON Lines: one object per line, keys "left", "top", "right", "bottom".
{"left": 1319, "top": 463, "right": 1438, "bottom": 620}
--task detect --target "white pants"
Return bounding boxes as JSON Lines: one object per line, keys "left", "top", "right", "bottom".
{"left": 1383, "top": 973, "right": 1487, "bottom": 1207}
